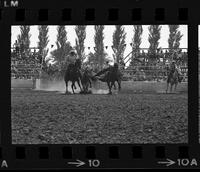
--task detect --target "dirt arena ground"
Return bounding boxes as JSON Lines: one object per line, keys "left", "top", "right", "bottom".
{"left": 11, "top": 81, "right": 188, "bottom": 144}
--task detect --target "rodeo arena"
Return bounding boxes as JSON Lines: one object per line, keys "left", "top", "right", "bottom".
{"left": 11, "top": 26, "right": 188, "bottom": 144}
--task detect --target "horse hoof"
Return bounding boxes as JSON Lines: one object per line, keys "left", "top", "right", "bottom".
{"left": 80, "top": 90, "right": 85, "bottom": 94}
{"left": 108, "top": 92, "right": 112, "bottom": 95}
{"left": 65, "top": 91, "right": 71, "bottom": 95}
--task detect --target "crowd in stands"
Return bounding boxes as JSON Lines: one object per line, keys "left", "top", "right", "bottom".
{"left": 11, "top": 50, "right": 41, "bottom": 79}
{"left": 11, "top": 47, "right": 188, "bottom": 81}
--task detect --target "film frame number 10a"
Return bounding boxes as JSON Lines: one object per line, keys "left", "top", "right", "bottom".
{"left": 0, "top": 0, "right": 199, "bottom": 169}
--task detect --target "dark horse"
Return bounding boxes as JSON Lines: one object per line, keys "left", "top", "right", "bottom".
{"left": 94, "top": 63, "right": 123, "bottom": 94}
{"left": 64, "top": 59, "right": 83, "bottom": 94}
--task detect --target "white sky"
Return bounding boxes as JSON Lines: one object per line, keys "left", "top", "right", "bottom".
{"left": 11, "top": 25, "right": 188, "bottom": 60}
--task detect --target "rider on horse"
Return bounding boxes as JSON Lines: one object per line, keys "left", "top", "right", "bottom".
{"left": 64, "top": 49, "right": 83, "bottom": 94}
{"left": 65, "top": 49, "right": 82, "bottom": 79}
{"left": 167, "top": 60, "right": 182, "bottom": 82}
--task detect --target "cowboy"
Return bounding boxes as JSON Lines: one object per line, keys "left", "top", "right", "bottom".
{"left": 68, "top": 49, "right": 78, "bottom": 64}
{"left": 104, "top": 59, "right": 111, "bottom": 69}
{"left": 67, "top": 49, "right": 78, "bottom": 72}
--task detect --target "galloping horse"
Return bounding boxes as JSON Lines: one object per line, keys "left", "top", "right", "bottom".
{"left": 94, "top": 63, "right": 123, "bottom": 94}
{"left": 166, "top": 68, "right": 182, "bottom": 93}
{"left": 64, "top": 59, "right": 83, "bottom": 94}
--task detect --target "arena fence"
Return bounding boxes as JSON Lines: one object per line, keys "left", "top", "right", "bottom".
{"left": 122, "top": 66, "right": 188, "bottom": 81}
{"left": 11, "top": 65, "right": 188, "bottom": 90}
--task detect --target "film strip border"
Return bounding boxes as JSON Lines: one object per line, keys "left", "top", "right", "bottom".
{"left": 0, "top": 0, "right": 199, "bottom": 169}
{"left": 0, "top": 7, "right": 190, "bottom": 23}
{"left": 0, "top": 9, "right": 193, "bottom": 26}
{"left": 0, "top": 145, "right": 199, "bottom": 168}
{"left": 0, "top": 0, "right": 199, "bottom": 24}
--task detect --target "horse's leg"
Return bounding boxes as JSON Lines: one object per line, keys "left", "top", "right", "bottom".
{"left": 65, "top": 80, "right": 69, "bottom": 94}
{"left": 166, "top": 82, "right": 169, "bottom": 93}
{"left": 77, "top": 79, "right": 82, "bottom": 92}
{"left": 86, "top": 82, "right": 89, "bottom": 92}
{"left": 110, "top": 81, "right": 115, "bottom": 90}
{"left": 71, "top": 81, "right": 75, "bottom": 94}
{"left": 117, "top": 80, "right": 121, "bottom": 91}
{"left": 89, "top": 79, "right": 92, "bottom": 88}
{"left": 81, "top": 84, "right": 85, "bottom": 93}
{"left": 82, "top": 81, "right": 87, "bottom": 93}
{"left": 170, "top": 84, "right": 173, "bottom": 93}
{"left": 113, "top": 82, "right": 117, "bottom": 90}
{"left": 73, "top": 81, "right": 77, "bottom": 90}
{"left": 174, "top": 82, "right": 178, "bottom": 92}
{"left": 107, "top": 81, "right": 112, "bottom": 94}
{"left": 74, "top": 81, "right": 78, "bottom": 91}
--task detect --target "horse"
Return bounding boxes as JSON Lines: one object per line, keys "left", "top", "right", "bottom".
{"left": 64, "top": 59, "right": 83, "bottom": 94}
{"left": 94, "top": 63, "right": 123, "bottom": 94}
{"left": 80, "top": 67, "right": 93, "bottom": 94}
{"left": 166, "top": 69, "right": 182, "bottom": 93}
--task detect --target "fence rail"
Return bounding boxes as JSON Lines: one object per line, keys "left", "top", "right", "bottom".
{"left": 122, "top": 65, "right": 188, "bottom": 81}
{"left": 11, "top": 64, "right": 188, "bottom": 81}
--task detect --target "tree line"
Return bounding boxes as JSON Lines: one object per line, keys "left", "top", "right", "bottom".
{"left": 14, "top": 25, "right": 183, "bottom": 75}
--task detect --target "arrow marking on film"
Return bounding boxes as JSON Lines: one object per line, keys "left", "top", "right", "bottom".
{"left": 157, "top": 159, "right": 176, "bottom": 167}
{"left": 68, "top": 159, "right": 85, "bottom": 167}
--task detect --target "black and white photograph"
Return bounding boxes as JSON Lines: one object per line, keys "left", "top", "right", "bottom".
{"left": 11, "top": 25, "right": 188, "bottom": 144}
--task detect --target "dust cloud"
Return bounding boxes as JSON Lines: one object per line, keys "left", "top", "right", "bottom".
{"left": 34, "top": 79, "right": 109, "bottom": 94}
